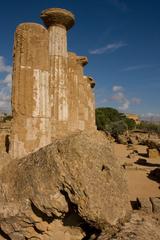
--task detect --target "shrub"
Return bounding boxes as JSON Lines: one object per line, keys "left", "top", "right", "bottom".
{"left": 96, "top": 107, "right": 136, "bottom": 138}
{"left": 137, "top": 121, "right": 160, "bottom": 134}
{"left": 3, "top": 115, "right": 12, "bottom": 122}
{"left": 106, "top": 120, "right": 128, "bottom": 139}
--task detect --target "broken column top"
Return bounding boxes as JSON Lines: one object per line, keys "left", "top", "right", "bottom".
{"left": 77, "top": 56, "right": 88, "bottom": 66}
{"left": 40, "top": 8, "right": 75, "bottom": 30}
{"left": 85, "top": 76, "right": 96, "bottom": 88}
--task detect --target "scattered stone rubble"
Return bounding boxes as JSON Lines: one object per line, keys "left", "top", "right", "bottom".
{"left": 118, "top": 131, "right": 160, "bottom": 146}
{"left": 137, "top": 197, "right": 160, "bottom": 214}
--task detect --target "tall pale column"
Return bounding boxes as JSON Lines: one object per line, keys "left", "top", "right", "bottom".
{"left": 10, "top": 23, "right": 51, "bottom": 158}
{"left": 41, "top": 8, "right": 75, "bottom": 138}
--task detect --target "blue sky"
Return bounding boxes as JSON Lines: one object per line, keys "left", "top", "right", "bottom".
{"left": 0, "top": 0, "right": 160, "bottom": 118}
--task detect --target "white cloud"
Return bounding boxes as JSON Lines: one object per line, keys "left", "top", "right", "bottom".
{"left": 111, "top": 85, "right": 141, "bottom": 111}
{"left": 1, "top": 73, "right": 12, "bottom": 88}
{"left": 111, "top": 85, "right": 129, "bottom": 110}
{"left": 89, "top": 41, "right": 127, "bottom": 55}
{"left": 0, "top": 90, "right": 11, "bottom": 112}
{"left": 119, "top": 100, "right": 130, "bottom": 111}
{"left": 140, "top": 112, "right": 160, "bottom": 122}
{"left": 112, "top": 85, "right": 124, "bottom": 92}
{"left": 112, "top": 91, "right": 130, "bottom": 111}
{"left": 122, "top": 64, "right": 160, "bottom": 72}
{"left": 0, "top": 56, "right": 12, "bottom": 113}
{"left": 0, "top": 56, "right": 12, "bottom": 73}
{"left": 142, "top": 112, "right": 160, "bottom": 118}
{"left": 146, "top": 113, "right": 156, "bottom": 117}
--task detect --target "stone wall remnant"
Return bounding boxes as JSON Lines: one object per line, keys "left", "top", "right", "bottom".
{"left": 10, "top": 8, "right": 96, "bottom": 158}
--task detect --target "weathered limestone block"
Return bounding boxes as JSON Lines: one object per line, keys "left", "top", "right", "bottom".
{"left": 147, "top": 148, "right": 160, "bottom": 158}
{"left": 150, "top": 197, "right": 160, "bottom": 213}
{"left": 10, "top": 23, "right": 51, "bottom": 159}
{"left": 41, "top": 8, "right": 75, "bottom": 138}
{"left": 0, "top": 131, "right": 130, "bottom": 239}
{"left": 137, "top": 197, "right": 153, "bottom": 213}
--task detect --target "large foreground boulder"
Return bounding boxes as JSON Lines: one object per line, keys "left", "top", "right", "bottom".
{"left": 0, "top": 131, "right": 130, "bottom": 239}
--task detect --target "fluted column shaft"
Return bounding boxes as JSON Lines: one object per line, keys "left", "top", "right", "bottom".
{"left": 10, "top": 23, "right": 51, "bottom": 159}
{"left": 48, "top": 25, "right": 69, "bottom": 137}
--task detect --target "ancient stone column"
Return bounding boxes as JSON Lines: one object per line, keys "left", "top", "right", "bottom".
{"left": 10, "top": 23, "right": 51, "bottom": 159}
{"left": 68, "top": 52, "right": 79, "bottom": 132}
{"left": 68, "top": 52, "right": 96, "bottom": 131}
{"left": 83, "top": 76, "right": 96, "bottom": 129}
{"left": 41, "top": 8, "right": 75, "bottom": 138}
{"left": 75, "top": 55, "right": 90, "bottom": 131}
{"left": 68, "top": 53, "right": 87, "bottom": 131}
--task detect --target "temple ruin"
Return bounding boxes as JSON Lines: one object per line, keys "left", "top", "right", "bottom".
{"left": 10, "top": 8, "right": 96, "bottom": 159}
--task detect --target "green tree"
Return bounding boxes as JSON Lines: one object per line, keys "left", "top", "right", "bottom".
{"left": 96, "top": 107, "right": 126, "bottom": 130}
{"left": 124, "top": 118, "right": 136, "bottom": 130}
{"left": 3, "top": 115, "right": 12, "bottom": 122}
{"left": 106, "top": 120, "right": 128, "bottom": 139}
{"left": 96, "top": 107, "right": 136, "bottom": 137}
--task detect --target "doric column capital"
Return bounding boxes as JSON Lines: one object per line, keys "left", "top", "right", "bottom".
{"left": 40, "top": 8, "right": 75, "bottom": 30}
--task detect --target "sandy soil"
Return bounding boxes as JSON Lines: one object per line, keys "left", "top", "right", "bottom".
{"left": 113, "top": 143, "right": 160, "bottom": 201}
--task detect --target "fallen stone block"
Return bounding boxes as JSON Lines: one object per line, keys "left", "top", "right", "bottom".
{"left": 137, "top": 197, "right": 152, "bottom": 214}
{"left": 150, "top": 197, "right": 160, "bottom": 213}
{"left": 147, "top": 148, "right": 160, "bottom": 159}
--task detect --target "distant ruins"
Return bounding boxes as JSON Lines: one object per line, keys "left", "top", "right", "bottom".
{"left": 10, "top": 8, "right": 96, "bottom": 158}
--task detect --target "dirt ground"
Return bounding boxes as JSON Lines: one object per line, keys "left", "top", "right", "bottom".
{"left": 113, "top": 143, "right": 160, "bottom": 201}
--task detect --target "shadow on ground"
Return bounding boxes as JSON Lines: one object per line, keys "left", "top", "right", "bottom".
{"left": 147, "top": 168, "right": 160, "bottom": 184}
{"left": 138, "top": 153, "right": 148, "bottom": 158}
{"left": 135, "top": 158, "right": 160, "bottom": 168}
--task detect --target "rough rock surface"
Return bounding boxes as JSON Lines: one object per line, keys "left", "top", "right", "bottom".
{"left": 97, "top": 212, "right": 160, "bottom": 240}
{"left": 0, "top": 152, "right": 11, "bottom": 172}
{"left": 144, "top": 140, "right": 160, "bottom": 151}
{"left": 0, "top": 131, "right": 130, "bottom": 239}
